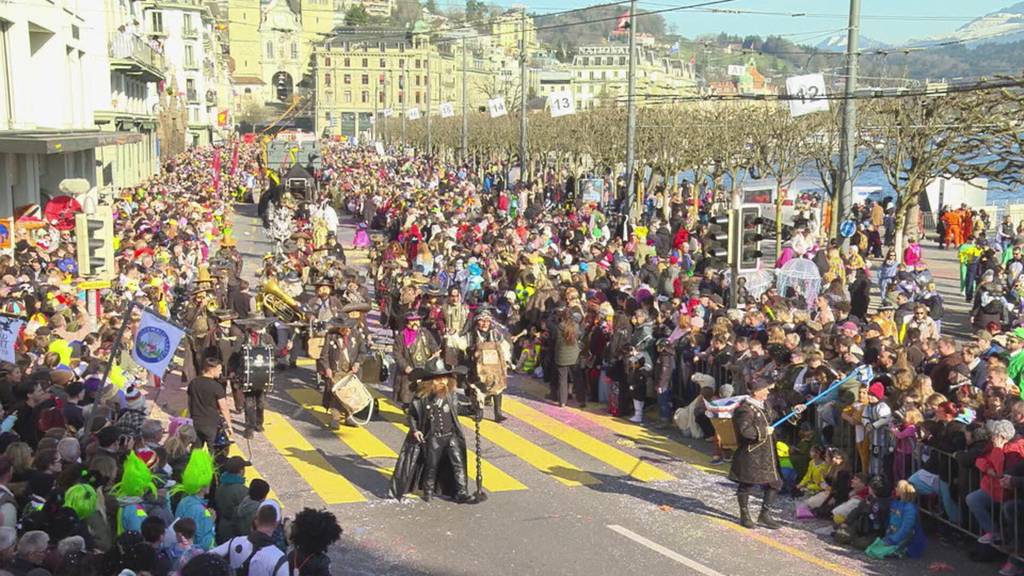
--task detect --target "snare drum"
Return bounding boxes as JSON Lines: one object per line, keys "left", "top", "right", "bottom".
{"left": 243, "top": 345, "right": 274, "bottom": 393}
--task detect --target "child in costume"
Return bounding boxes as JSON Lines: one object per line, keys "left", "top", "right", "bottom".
{"left": 112, "top": 451, "right": 159, "bottom": 535}
{"left": 172, "top": 448, "right": 216, "bottom": 550}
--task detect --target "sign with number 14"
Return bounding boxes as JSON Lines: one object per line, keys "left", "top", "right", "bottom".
{"left": 547, "top": 91, "right": 575, "bottom": 118}
{"left": 488, "top": 97, "right": 507, "bottom": 118}
{"left": 785, "top": 73, "right": 829, "bottom": 117}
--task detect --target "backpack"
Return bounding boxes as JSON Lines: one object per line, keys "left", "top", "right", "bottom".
{"left": 227, "top": 535, "right": 274, "bottom": 576}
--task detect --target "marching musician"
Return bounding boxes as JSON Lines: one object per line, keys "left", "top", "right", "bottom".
{"left": 393, "top": 313, "right": 441, "bottom": 407}
{"left": 305, "top": 278, "right": 344, "bottom": 323}
{"left": 213, "top": 309, "right": 247, "bottom": 413}
{"left": 317, "top": 318, "right": 367, "bottom": 428}
{"left": 214, "top": 234, "right": 243, "bottom": 278}
{"left": 466, "top": 309, "right": 510, "bottom": 423}
{"left": 181, "top": 269, "right": 218, "bottom": 383}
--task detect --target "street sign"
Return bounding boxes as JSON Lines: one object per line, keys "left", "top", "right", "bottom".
{"left": 440, "top": 102, "right": 454, "bottom": 118}
{"left": 840, "top": 219, "right": 856, "bottom": 238}
{"left": 727, "top": 64, "right": 745, "bottom": 76}
{"left": 77, "top": 279, "right": 112, "bottom": 290}
{"left": 547, "top": 91, "right": 575, "bottom": 118}
{"left": 407, "top": 107, "right": 421, "bottom": 120}
{"left": 488, "top": 97, "right": 507, "bottom": 118}
{"left": 785, "top": 73, "right": 830, "bottom": 117}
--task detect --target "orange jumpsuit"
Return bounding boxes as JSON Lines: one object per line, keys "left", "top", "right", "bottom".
{"left": 942, "top": 211, "right": 960, "bottom": 247}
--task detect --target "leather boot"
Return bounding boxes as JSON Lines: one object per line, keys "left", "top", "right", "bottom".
{"left": 737, "top": 493, "right": 755, "bottom": 528}
{"left": 629, "top": 400, "right": 644, "bottom": 423}
{"left": 422, "top": 480, "right": 433, "bottom": 502}
{"left": 493, "top": 394, "right": 508, "bottom": 423}
{"left": 757, "top": 489, "right": 782, "bottom": 530}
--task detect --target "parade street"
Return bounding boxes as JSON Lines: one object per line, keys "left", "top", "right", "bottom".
{"left": 143, "top": 205, "right": 975, "bottom": 576}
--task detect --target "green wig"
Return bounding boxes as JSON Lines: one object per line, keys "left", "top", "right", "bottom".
{"left": 172, "top": 448, "right": 214, "bottom": 496}
{"left": 65, "top": 484, "right": 98, "bottom": 520}
{"left": 112, "top": 452, "right": 157, "bottom": 499}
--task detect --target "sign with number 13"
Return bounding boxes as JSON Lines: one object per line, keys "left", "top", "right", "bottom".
{"left": 548, "top": 91, "right": 575, "bottom": 118}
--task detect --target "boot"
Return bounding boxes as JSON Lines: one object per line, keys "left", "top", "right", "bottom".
{"left": 629, "top": 400, "right": 644, "bottom": 423}
{"left": 758, "top": 490, "right": 782, "bottom": 530}
{"left": 493, "top": 394, "right": 508, "bottom": 423}
{"left": 737, "top": 494, "right": 755, "bottom": 529}
{"left": 422, "top": 480, "right": 434, "bottom": 502}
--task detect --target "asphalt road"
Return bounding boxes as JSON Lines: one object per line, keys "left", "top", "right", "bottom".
{"left": 156, "top": 205, "right": 982, "bottom": 576}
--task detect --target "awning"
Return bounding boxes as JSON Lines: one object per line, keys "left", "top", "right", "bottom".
{"left": 0, "top": 130, "right": 144, "bottom": 155}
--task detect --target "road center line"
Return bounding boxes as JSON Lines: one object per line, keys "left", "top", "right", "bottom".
{"left": 607, "top": 525, "right": 727, "bottom": 576}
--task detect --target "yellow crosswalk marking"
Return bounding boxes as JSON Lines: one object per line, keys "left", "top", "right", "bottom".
{"left": 576, "top": 406, "right": 727, "bottom": 475}
{"left": 261, "top": 411, "right": 367, "bottom": 504}
{"left": 227, "top": 444, "right": 280, "bottom": 502}
{"left": 286, "top": 388, "right": 396, "bottom": 477}
{"left": 373, "top": 393, "right": 527, "bottom": 493}
{"left": 501, "top": 398, "right": 675, "bottom": 482}
{"left": 456, "top": 415, "right": 598, "bottom": 487}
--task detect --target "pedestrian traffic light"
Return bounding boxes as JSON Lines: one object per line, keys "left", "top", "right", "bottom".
{"left": 75, "top": 206, "right": 115, "bottom": 279}
{"left": 738, "top": 205, "right": 766, "bottom": 272}
{"left": 705, "top": 214, "right": 731, "bottom": 265}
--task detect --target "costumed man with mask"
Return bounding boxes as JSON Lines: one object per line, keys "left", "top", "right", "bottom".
{"left": 390, "top": 366, "right": 472, "bottom": 503}
{"left": 465, "top": 310, "right": 510, "bottom": 423}
{"left": 317, "top": 318, "right": 367, "bottom": 428}
{"left": 729, "top": 378, "right": 805, "bottom": 529}
{"left": 393, "top": 313, "right": 441, "bottom": 407}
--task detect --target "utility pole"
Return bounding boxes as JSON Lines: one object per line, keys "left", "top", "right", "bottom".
{"left": 835, "top": 0, "right": 861, "bottom": 237}
{"left": 373, "top": 79, "right": 379, "bottom": 143}
{"left": 400, "top": 65, "right": 407, "bottom": 149}
{"left": 461, "top": 37, "right": 468, "bottom": 163}
{"left": 518, "top": 8, "right": 528, "bottom": 180}
{"left": 624, "top": 0, "right": 638, "bottom": 214}
{"left": 426, "top": 50, "right": 432, "bottom": 155}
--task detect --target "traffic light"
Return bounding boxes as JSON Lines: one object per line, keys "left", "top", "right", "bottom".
{"left": 705, "top": 213, "right": 731, "bottom": 265}
{"left": 75, "top": 206, "right": 115, "bottom": 279}
{"left": 738, "top": 205, "right": 766, "bottom": 271}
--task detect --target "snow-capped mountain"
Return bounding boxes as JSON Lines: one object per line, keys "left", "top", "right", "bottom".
{"left": 914, "top": 2, "right": 1024, "bottom": 46}
{"left": 815, "top": 34, "right": 889, "bottom": 52}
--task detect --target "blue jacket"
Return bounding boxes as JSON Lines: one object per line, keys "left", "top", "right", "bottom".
{"left": 884, "top": 500, "right": 918, "bottom": 546}
{"left": 175, "top": 495, "right": 215, "bottom": 550}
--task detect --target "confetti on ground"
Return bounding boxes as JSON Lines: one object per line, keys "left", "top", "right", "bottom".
{"left": 658, "top": 504, "right": 672, "bottom": 512}
{"left": 928, "top": 562, "right": 955, "bottom": 572}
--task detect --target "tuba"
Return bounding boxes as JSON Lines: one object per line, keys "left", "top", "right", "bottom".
{"left": 256, "top": 278, "right": 308, "bottom": 324}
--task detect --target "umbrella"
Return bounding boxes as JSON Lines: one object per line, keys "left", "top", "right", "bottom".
{"left": 43, "top": 196, "right": 82, "bottom": 231}
{"left": 776, "top": 257, "right": 822, "bottom": 307}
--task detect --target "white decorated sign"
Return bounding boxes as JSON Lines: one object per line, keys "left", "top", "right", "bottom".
{"left": 547, "top": 91, "right": 575, "bottom": 118}
{"left": 727, "top": 64, "right": 745, "bottom": 77}
{"left": 439, "top": 102, "right": 454, "bottom": 118}
{"left": 375, "top": 142, "right": 386, "bottom": 156}
{"left": 382, "top": 108, "right": 393, "bottom": 118}
{"left": 785, "top": 73, "right": 830, "bottom": 117}
{"left": 488, "top": 97, "right": 507, "bottom": 118}
{"left": 407, "top": 107, "right": 421, "bottom": 120}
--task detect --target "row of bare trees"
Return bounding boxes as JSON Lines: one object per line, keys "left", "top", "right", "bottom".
{"left": 380, "top": 79, "right": 1024, "bottom": 252}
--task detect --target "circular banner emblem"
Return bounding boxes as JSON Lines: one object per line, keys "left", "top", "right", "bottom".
{"left": 839, "top": 220, "right": 856, "bottom": 238}
{"left": 135, "top": 326, "right": 171, "bottom": 364}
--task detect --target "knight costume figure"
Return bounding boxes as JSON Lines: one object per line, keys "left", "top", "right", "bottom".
{"left": 390, "top": 367, "right": 472, "bottom": 503}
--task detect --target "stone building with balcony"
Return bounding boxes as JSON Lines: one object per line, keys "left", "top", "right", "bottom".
{"left": 0, "top": 0, "right": 143, "bottom": 216}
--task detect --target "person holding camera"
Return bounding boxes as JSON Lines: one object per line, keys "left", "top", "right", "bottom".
{"left": 187, "top": 357, "right": 233, "bottom": 449}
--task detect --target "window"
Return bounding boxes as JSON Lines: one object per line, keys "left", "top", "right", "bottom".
{"left": 619, "top": 56, "right": 626, "bottom": 66}
{"left": 379, "top": 91, "right": 385, "bottom": 104}
{"left": 184, "top": 45, "right": 195, "bottom": 68}
{"left": 582, "top": 57, "right": 588, "bottom": 66}
{"left": 415, "top": 92, "right": 420, "bottom": 104}
{"left": 291, "top": 42, "right": 298, "bottom": 60}
{"left": 344, "top": 57, "right": 350, "bottom": 67}
{"left": 399, "top": 59, "right": 404, "bottom": 68}
{"left": 325, "top": 56, "right": 331, "bottom": 66}
{"left": 244, "top": 87, "right": 251, "bottom": 94}
{"left": 414, "top": 59, "right": 420, "bottom": 68}
{"left": 414, "top": 75, "right": 420, "bottom": 87}
{"left": 183, "top": 14, "right": 195, "bottom": 36}
{"left": 361, "top": 58, "right": 368, "bottom": 67}
{"left": 589, "top": 71, "right": 594, "bottom": 80}
{"left": 361, "top": 74, "right": 368, "bottom": 85}
{"left": 361, "top": 90, "right": 369, "bottom": 103}
{"left": 379, "top": 42, "right": 386, "bottom": 52}
{"left": 343, "top": 74, "right": 351, "bottom": 84}
{"left": 380, "top": 58, "right": 386, "bottom": 68}
{"left": 398, "top": 93, "right": 403, "bottom": 104}
{"left": 150, "top": 11, "right": 164, "bottom": 34}
{"left": 344, "top": 90, "right": 352, "bottom": 103}
{"left": 324, "top": 73, "right": 331, "bottom": 87}
{"left": 266, "top": 41, "right": 273, "bottom": 59}
{"left": 185, "top": 78, "right": 197, "bottom": 101}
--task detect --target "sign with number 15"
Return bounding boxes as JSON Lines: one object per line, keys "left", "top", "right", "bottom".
{"left": 785, "top": 73, "right": 829, "bottom": 118}
{"left": 548, "top": 91, "right": 575, "bottom": 118}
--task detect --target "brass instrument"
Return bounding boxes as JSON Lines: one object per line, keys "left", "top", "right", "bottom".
{"left": 255, "top": 278, "right": 308, "bottom": 324}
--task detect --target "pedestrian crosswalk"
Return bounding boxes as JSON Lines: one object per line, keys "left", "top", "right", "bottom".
{"left": 225, "top": 381, "right": 707, "bottom": 508}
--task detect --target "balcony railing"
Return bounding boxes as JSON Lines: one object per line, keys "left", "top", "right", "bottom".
{"left": 109, "top": 31, "right": 165, "bottom": 77}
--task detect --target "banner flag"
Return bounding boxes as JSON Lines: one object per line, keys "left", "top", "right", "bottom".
{"left": 131, "top": 309, "right": 187, "bottom": 378}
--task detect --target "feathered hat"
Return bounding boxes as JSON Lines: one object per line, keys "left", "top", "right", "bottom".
{"left": 172, "top": 448, "right": 214, "bottom": 496}
{"left": 112, "top": 451, "right": 157, "bottom": 498}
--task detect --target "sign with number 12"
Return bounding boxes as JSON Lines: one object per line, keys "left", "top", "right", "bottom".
{"left": 785, "top": 73, "right": 829, "bottom": 117}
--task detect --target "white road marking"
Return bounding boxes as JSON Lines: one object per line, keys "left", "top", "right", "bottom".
{"left": 607, "top": 525, "right": 727, "bottom": 576}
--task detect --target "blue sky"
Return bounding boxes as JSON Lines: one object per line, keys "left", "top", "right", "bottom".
{"left": 503, "top": 0, "right": 1018, "bottom": 44}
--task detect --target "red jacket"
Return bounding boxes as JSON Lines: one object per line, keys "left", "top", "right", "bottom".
{"left": 977, "top": 438, "right": 1024, "bottom": 502}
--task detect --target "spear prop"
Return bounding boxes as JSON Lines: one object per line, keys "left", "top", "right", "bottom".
{"left": 771, "top": 365, "right": 873, "bottom": 429}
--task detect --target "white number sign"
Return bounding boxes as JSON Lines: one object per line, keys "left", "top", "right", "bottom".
{"left": 407, "top": 107, "right": 421, "bottom": 120}
{"left": 382, "top": 108, "right": 393, "bottom": 118}
{"left": 727, "top": 64, "right": 745, "bottom": 77}
{"left": 785, "top": 73, "right": 830, "bottom": 117}
{"left": 547, "top": 91, "right": 575, "bottom": 118}
{"left": 488, "top": 97, "right": 507, "bottom": 118}
{"left": 439, "top": 102, "right": 454, "bottom": 118}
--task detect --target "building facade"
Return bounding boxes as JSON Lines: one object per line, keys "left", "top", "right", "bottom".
{"left": 570, "top": 44, "right": 696, "bottom": 110}
{"left": 92, "top": 0, "right": 165, "bottom": 189}
{"left": 0, "top": 0, "right": 139, "bottom": 216}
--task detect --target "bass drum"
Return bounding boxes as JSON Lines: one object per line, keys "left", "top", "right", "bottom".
{"left": 243, "top": 346, "right": 274, "bottom": 393}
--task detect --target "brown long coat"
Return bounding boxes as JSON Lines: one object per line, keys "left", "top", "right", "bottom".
{"left": 727, "top": 399, "right": 783, "bottom": 490}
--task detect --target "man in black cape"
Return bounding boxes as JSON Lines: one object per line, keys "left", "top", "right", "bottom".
{"left": 390, "top": 366, "right": 473, "bottom": 503}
